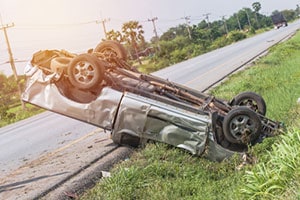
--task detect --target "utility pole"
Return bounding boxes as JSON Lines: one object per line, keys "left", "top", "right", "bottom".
{"left": 254, "top": 12, "right": 260, "bottom": 28}
{"left": 148, "top": 17, "right": 160, "bottom": 51}
{"left": 0, "top": 23, "right": 25, "bottom": 109}
{"left": 182, "top": 15, "right": 192, "bottom": 39}
{"left": 244, "top": 9, "right": 252, "bottom": 27}
{"left": 148, "top": 17, "right": 159, "bottom": 40}
{"left": 203, "top": 13, "right": 212, "bottom": 42}
{"left": 203, "top": 13, "right": 211, "bottom": 29}
{"left": 235, "top": 14, "right": 242, "bottom": 31}
{"left": 221, "top": 16, "right": 228, "bottom": 34}
{"left": 96, "top": 18, "right": 110, "bottom": 39}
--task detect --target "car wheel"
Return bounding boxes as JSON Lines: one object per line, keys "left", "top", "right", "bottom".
{"left": 67, "top": 54, "right": 105, "bottom": 90}
{"left": 222, "top": 107, "right": 262, "bottom": 145}
{"left": 50, "top": 57, "right": 71, "bottom": 81}
{"left": 231, "top": 91, "right": 266, "bottom": 115}
{"left": 94, "top": 40, "right": 127, "bottom": 60}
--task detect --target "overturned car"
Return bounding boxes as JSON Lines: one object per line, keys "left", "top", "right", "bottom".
{"left": 22, "top": 41, "right": 281, "bottom": 161}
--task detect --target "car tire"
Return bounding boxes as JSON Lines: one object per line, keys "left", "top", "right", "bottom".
{"left": 50, "top": 57, "right": 72, "bottom": 81}
{"left": 67, "top": 54, "right": 105, "bottom": 90}
{"left": 231, "top": 91, "right": 267, "bottom": 115}
{"left": 222, "top": 107, "right": 262, "bottom": 145}
{"left": 94, "top": 40, "right": 127, "bottom": 60}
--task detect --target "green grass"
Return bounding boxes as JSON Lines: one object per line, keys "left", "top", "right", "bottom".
{"left": 211, "top": 36, "right": 300, "bottom": 123}
{"left": 241, "top": 129, "right": 300, "bottom": 199}
{"left": 0, "top": 104, "right": 44, "bottom": 128}
{"left": 82, "top": 142, "right": 244, "bottom": 200}
{"left": 81, "top": 32, "right": 300, "bottom": 200}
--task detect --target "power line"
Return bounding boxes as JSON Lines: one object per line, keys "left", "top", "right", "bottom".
{"left": 244, "top": 9, "right": 252, "bottom": 27}
{"left": 181, "top": 15, "right": 192, "bottom": 39}
{"left": 0, "top": 23, "right": 17, "bottom": 79}
{"left": 96, "top": 18, "right": 110, "bottom": 39}
{"left": 0, "top": 22, "right": 25, "bottom": 109}
{"left": 15, "top": 21, "right": 96, "bottom": 29}
{"left": 203, "top": 13, "right": 211, "bottom": 29}
{"left": 148, "top": 17, "right": 159, "bottom": 39}
{"left": 221, "top": 15, "right": 228, "bottom": 34}
{"left": 147, "top": 17, "right": 161, "bottom": 51}
{"left": 235, "top": 14, "right": 242, "bottom": 31}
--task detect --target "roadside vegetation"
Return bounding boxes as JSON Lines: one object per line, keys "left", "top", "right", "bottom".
{"left": 81, "top": 27, "right": 300, "bottom": 200}
{"left": 105, "top": 4, "right": 299, "bottom": 74}
{"left": 0, "top": 74, "right": 43, "bottom": 127}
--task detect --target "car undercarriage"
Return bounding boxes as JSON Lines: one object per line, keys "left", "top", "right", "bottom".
{"left": 22, "top": 40, "right": 282, "bottom": 161}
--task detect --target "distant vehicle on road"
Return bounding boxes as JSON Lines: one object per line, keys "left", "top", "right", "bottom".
{"left": 22, "top": 41, "right": 282, "bottom": 162}
{"left": 271, "top": 12, "right": 288, "bottom": 29}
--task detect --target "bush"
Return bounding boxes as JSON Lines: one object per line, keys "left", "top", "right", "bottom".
{"left": 228, "top": 31, "right": 247, "bottom": 42}
{"left": 211, "top": 36, "right": 231, "bottom": 49}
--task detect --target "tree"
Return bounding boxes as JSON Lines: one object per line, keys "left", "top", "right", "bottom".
{"left": 196, "top": 20, "right": 209, "bottom": 30}
{"left": 159, "top": 27, "right": 177, "bottom": 41}
{"left": 252, "top": 2, "right": 261, "bottom": 13}
{"left": 296, "top": 4, "right": 300, "bottom": 17}
{"left": 121, "top": 21, "right": 145, "bottom": 64}
{"left": 191, "top": 27, "right": 211, "bottom": 50}
{"left": 281, "top": 9, "right": 297, "bottom": 21}
{"left": 226, "top": 14, "right": 242, "bottom": 31}
{"left": 0, "top": 74, "right": 20, "bottom": 120}
{"left": 252, "top": 2, "right": 262, "bottom": 26}
{"left": 106, "top": 29, "right": 123, "bottom": 43}
{"left": 160, "top": 24, "right": 190, "bottom": 41}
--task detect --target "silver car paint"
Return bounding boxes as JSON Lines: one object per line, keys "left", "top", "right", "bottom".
{"left": 22, "top": 64, "right": 238, "bottom": 161}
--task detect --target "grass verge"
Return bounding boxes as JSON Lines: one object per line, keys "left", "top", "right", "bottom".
{"left": 0, "top": 104, "right": 44, "bottom": 128}
{"left": 81, "top": 32, "right": 300, "bottom": 200}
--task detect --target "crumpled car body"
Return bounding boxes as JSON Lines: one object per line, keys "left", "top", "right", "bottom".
{"left": 22, "top": 41, "right": 281, "bottom": 162}
{"left": 22, "top": 71, "right": 233, "bottom": 161}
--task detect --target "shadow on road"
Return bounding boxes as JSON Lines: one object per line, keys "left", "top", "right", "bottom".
{"left": 0, "top": 172, "right": 69, "bottom": 193}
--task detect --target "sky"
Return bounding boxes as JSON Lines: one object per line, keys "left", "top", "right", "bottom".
{"left": 0, "top": 0, "right": 299, "bottom": 75}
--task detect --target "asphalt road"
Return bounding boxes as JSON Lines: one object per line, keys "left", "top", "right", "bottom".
{"left": 153, "top": 21, "right": 300, "bottom": 91}
{"left": 0, "top": 112, "right": 98, "bottom": 179}
{"left": 1, "top": 20, "right": 300, "bottom": 199}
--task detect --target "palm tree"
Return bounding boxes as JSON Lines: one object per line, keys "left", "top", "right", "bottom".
{"left": 106, "top": 29, "right": 123, "bottom": 43}
{"left": 252, "top": 2, "right": 262, "bottom": 26}
{"left": 252, "top": 2, "right": 261, "bottom": 13}
{"left": 121, "top": 21, "right": 145, "bottom": 64}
